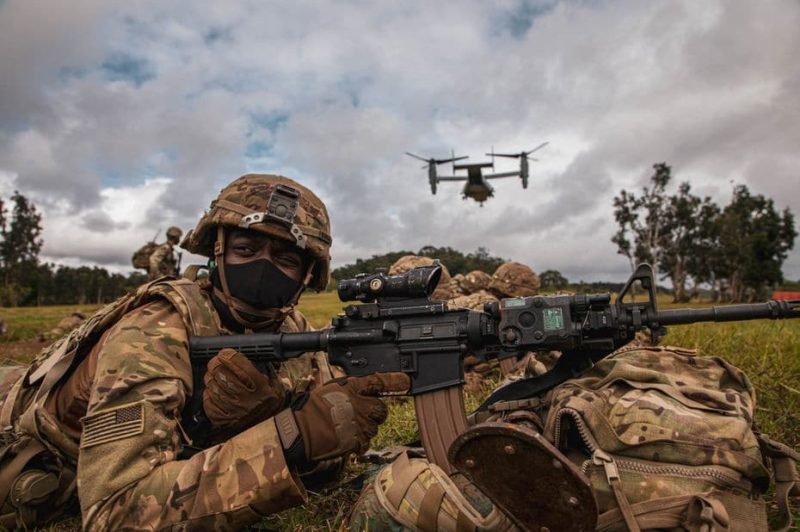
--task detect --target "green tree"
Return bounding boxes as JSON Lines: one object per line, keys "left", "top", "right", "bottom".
{"left": 611, "top": 163, "right": 672, "bottom": 280}
{"left": 716, "top": 185, "right": 796, "bottom": 302}
{"left": 540, "top": 269, "right": 569, "bottom": 291}
{"left": 0, "top": 191, "right": 43, "bottom": 306}
{"left": 658, "top": 182, "right": 718, "bottom": 302}
{"left": 684, "top": 201, "right": 723, "bottom": 300}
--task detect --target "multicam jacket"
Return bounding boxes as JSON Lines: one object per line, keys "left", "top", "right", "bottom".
{"left": 148, "top": 242, "right": 179, "bottom": 280}
{"left": 0, "top": 278, "right": 334, "bottom": 530}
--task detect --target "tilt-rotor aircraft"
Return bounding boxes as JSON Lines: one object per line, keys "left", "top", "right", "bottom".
{"left": 406, "top": 142, "right": 548, "bottom": 205}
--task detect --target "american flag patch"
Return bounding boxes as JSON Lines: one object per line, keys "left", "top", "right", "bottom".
{"left": 81, "top": 403, "right": 145, "bottom": 449}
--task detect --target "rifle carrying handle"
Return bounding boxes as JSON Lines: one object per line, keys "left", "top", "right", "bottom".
{"left": 414, "top": 385, "right": 469, "bottom": 474}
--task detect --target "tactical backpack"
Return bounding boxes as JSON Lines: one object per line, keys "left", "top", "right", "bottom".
{"left": 543, "top": 345, "right": 799, "bottom": 532}
{"left": 131, "top": 241, "right": 159, "bottom": 270}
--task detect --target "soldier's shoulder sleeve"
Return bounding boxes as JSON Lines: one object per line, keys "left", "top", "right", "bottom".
{"left": 149, "top": 243, "right": 169, "bottom": 270}
{"left": 87, "top": 298, "right": 191, "bottom": 412}
{"left": 80, "top": 299, "right": 306, "bottom": 530}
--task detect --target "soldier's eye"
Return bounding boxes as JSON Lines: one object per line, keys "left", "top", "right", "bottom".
{"left": 233, "top": 245, "right": 255, "bottom": 256}
{"left": 276, "top": 253, "right": 301, "bottom": 267}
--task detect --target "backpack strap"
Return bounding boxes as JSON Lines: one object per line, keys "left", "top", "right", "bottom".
{"left": 150, "top": 279, "right": 221, "bottom": 337}
{"left": 592, "top": 450, "right": 642, "bottom": 532}
{"left": 758, "top": 434, "right": 800, "bottom": 532}
{"left": 0, "top": 376, "right": 24, "bottom": 429}
{"left": 181, "top": 264, "right": 206, "bottom": 282}
{"left": 0, "top": 437, "right": 45, "bottom": 506}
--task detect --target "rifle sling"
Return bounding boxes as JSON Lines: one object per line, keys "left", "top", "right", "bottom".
{"left": 475, "top": 350, "right": 603, "bottom": 412}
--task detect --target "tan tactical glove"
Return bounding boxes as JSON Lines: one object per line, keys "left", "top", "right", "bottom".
{"left": 282, "top": 373, "right": 410, "bottom": 463}
{"left": 203, "top": 348, "right": 286, "bottom": 432}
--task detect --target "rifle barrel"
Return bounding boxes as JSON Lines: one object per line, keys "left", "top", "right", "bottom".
{"left": 653, "top": 300, "right": 799, "bottom": 326}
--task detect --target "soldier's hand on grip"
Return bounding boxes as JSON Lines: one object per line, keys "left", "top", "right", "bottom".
{"left": 293, "top": 373, "right": 410, "bottom": 462}
{"left": 203, "top": 348, "right": 286, "bottom": 431}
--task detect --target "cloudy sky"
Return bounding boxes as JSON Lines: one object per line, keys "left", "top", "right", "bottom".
{"left": 1, "top": 0, "right": 798, "bottom": 283}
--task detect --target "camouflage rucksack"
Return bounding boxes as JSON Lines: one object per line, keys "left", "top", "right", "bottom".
{"left": 543, "top": 345, "right": 799, "bottom": 531}
{"left": 131, "top": 241, "right": 159, "bottom": 270}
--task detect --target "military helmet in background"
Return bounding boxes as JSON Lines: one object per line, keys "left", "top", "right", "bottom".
{"left": 181, "top": 174, "right": 332, "bottom": 291}
{"left": 389, "top": 255, "right": 453, "bottom": 299}
{"left": 166, "top": 226, "right": 183, "bottom": 240}
{"left": 459, "top": 270, "right": 493, "bottom": 294}
{"left": 489, "top": 261, "right": 540, "bottom": 298}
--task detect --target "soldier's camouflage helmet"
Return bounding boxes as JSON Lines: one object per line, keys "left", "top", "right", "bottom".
{"left": 182, "top": 174, "right": 332, "bottom": 291}
{"left": 166, "top": 226, "right": 183, "bottom": 239}
{"left": 389, "top": 255, "right": 452, "bottom": 281}
{"left": 489, "top": 261, "right": 540, "bottom": 298}
{"left": 460, "top": 270, "right": 493, "bottom": 294}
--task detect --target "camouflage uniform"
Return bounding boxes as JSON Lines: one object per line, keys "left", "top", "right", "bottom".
{"left": 147, "top": 226, "right": 182, "bottom": 280}
{"left": 0, "top": 280, "right": 328, "bottom": 529}
{"left": 0, "top": 175, "right": 339, "bottom": 530}
{"left": 37, "top": 312, "right": 86, "bottom": 343}
{"left": 148, "top": 241, "right": 179, "bottom": 279}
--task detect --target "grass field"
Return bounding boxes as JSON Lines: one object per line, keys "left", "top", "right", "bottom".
{"left": 1, "top": 292, "right": 798, "bottom": 530}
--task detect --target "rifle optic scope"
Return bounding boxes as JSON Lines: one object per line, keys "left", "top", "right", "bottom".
{"left": 338, "top": 265, "right": 442, "bottom": 302}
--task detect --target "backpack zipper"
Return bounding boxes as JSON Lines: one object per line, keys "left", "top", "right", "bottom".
{"left": 553, "top": 407, "right": 749, "bottom": 490}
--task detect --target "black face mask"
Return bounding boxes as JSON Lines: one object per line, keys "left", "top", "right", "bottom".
{"left": 212, "top": 259, "right": 302, "bottom": 310}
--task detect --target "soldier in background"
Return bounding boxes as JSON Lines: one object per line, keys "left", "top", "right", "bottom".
{"left": 37, "top": 312, "right": 86, "bottom": 343}
{"left": 148, "top": 226, "right": 183, "bottom": 280}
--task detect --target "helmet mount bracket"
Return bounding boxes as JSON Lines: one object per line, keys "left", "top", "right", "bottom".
{"left": 238, "top": 184, "right": 307, "bottom": 249}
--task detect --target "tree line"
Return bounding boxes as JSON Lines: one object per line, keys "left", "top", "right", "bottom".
{"left": 612, "top": 163, "right": 796, "bottom": 302}
{"left": 330, "top": 246, "right": 507, "bottom": 286}
{"left": 0, "top": 191, "right": 146, "bottom": 307}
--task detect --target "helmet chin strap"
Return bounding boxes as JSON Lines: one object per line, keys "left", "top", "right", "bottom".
{"left": 213, "top": 227, "right": 315, "bottom": 332}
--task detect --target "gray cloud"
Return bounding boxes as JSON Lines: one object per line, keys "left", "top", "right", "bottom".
{"left": 0, "top": 0, "right": 797, "bottom": 283}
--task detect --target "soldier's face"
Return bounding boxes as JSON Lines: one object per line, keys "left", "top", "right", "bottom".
{"left": 225, "top": 229, "right": 307, "bottom": 282}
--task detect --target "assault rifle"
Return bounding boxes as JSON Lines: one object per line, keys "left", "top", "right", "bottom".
{"left": 189, "top": 263, "right": 799, "bottom": 471}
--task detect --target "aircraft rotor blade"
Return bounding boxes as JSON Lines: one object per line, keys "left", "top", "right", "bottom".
{"left": 489, "top": 153, "right": 522, "bottom": 159}
{"left": 525, "top": 141, "right": 549, "bottom": 155}
{"left": 435, "top": 156, "right": 469, "bottom": 165}
{"left": 406, "top": 152, "right": 433, "bottom": 163}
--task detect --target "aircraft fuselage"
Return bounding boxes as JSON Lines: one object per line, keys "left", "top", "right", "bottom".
{"left": 454, "top": 162, "right": 494, "bottom": 203}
